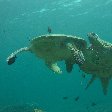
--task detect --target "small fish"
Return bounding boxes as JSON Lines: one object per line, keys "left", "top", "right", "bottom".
{"left": 91, "top": 102, "right": 96, "bottom": 107}
{"left": 75, "top": 96, "right": 80, "bottom": 101}
{"left": 48, "top": 26, "right": 52, "bottom": 34}
{"left": 63, "top": 96, "right": 68, "bottom": 100}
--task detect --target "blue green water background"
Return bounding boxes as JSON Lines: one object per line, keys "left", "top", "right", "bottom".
{"left": 0, "top": 0, "right": 112, "bottom": 111}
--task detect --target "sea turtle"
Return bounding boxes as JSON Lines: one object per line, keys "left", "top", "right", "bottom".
{"left": 78, "top": 32, "right": 112, "bottom": 95}
{"left": 7, "top": 34, "right": 86, "bottom": 74}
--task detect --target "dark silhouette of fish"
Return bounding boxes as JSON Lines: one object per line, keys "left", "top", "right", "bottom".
{"left": 75, "top": 96, "right": 80, "bottom": 101}
{"left": 62, "top": 96, "right": 68, "bottom": 100}
{"left": 91, "top": 102, "right": 96, "bottom": 106}
{"left": 48, "top": 26, "right": 52, "bottom": 33}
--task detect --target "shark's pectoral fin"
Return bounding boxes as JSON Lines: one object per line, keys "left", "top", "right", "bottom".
{"left": 45, "top": 61, "right": 62, "bottom": 74}
{"left": 65, "top": 59, "right": 74, "bottom": 73}
{"left": 100, "top": 77, "right": 110, "bottom": 95}
{"left": 85, "top": 75, "right": 96, "bottom": 90}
